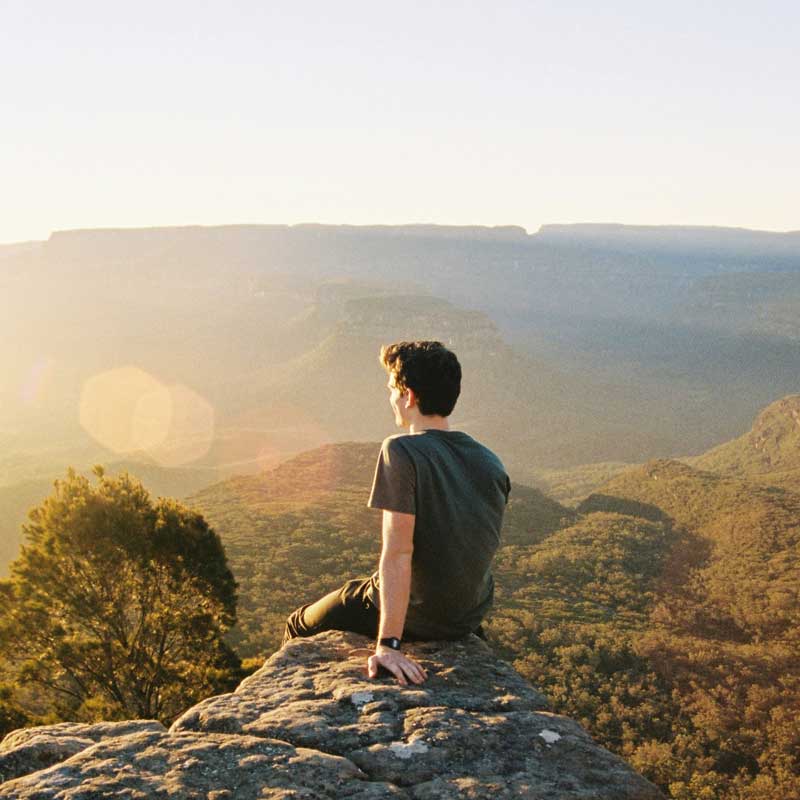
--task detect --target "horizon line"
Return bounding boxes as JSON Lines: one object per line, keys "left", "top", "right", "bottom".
{"left": 3, "top": 220, "right": 800, "bottom": 247}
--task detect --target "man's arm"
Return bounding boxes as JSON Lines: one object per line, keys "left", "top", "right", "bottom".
{"left": 367, "top": 509, "right": 427, "bottom": 685}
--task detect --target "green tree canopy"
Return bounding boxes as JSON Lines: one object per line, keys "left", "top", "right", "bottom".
{"left": 0, "top": 466, "right": 241, "bottom": 725}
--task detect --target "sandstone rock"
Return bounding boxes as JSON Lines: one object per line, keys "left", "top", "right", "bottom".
{"left": 0, "top": 730, "right": 401, "bottom": 798}
{"left": 171, "top": 631, "right": 551, "bottom": 754}
{"left": 0, "top": 632, "right": 665, "bottom": 798}
{"left": 0, "top": 720, "right": 164, "bottom": 784}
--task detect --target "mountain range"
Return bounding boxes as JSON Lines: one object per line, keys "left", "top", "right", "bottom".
{"left": 4, "top": 222, "right": 800, "bottom": 486}
{"left": 3, "top": 221, "right": 800, "bottom": 568}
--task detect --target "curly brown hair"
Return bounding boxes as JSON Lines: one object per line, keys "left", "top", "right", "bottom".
{"left": 379, "top": 341, "right": 462, "bottom": 417}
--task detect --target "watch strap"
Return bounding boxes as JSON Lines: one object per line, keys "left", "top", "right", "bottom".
{"left": 378, "top": 636, "right": 402, "bottom": 650}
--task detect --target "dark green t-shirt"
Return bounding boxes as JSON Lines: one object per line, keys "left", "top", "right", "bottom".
{"left": 366, "top": 429, "right": 510, "bottom": 639}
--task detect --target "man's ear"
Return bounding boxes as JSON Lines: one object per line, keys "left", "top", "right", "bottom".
{"left": 405, "top": 388, "right": 418, "bottom": 409}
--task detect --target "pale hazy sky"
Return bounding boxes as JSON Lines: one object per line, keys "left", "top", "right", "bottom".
{"left": 2, "top": 0, "right": 798, "bottom": 243}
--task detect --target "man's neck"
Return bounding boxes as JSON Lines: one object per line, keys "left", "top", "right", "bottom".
{"left": 409, "top": 415, "right": 450, "bottom": 434}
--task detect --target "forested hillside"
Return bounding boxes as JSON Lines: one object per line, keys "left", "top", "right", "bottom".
{"left": 529, "top": 392, "right": 800, "bottom": 506}
{"left": 3, "top": 432, "right": 799, "bottom": 797}
{"left": 183, "top": 442, "right": 800, "bottom": 799}
{"left": 688, "top": 394, "right": 800, "bottom": 492}
{"left": 573, "top": 461, "right": 800, "bottom": 799}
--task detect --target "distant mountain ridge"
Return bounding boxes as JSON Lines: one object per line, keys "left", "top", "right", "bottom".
{"left": 13, "top": 220, "right": 800, "bottom": 249}
{"left": 46, "top": 222, "right": 531, "bottom": 246}
{"left": 9, "top": 223, "right": 799, "bottom": 286}
{"left": 537, "top": 223, "right": 800, "bottom": 255}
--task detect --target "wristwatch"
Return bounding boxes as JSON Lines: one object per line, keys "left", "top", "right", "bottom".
{"left": 378, "top": 637, "right": 402, "bottom": 651}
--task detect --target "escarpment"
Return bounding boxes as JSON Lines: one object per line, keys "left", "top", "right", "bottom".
{"left": 0, "top": 632, "right": 665, "bottom": 798}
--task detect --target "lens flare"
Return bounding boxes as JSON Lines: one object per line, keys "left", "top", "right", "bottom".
{"left": 80, "top": 366, "right": 167, "bottom": 454}
{"left": 79, "top": 367, "right": 215, "bottom": 465}
{"left": 144, "top": 383, "right": 215, "bottom": 468}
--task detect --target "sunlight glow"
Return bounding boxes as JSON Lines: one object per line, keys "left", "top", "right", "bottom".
{"left": 79, "top": 367, "right": 215, "bottom": 465}
{"left": 80, "top": 367, "right": 165, "bottom": 453}
{"left": 20, "top": 357, "right": 56, "bottom": 408}
{"left": 143, "top": 383, "right": 215, "bottom": 468}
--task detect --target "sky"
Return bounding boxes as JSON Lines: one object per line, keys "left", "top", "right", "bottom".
{"left": 2, "top": 0, "right": 799, "bottom": 243}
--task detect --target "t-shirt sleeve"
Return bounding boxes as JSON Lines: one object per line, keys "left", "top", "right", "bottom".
{"left": 367, "top": 437, "right": 416, "bottom": 514}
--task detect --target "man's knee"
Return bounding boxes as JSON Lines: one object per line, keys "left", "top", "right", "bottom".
{"left": 282, "top": 579, "right": 378, "bottom": 646}
{"left": 283, "top": 605, "right": 308, "bottom": 645}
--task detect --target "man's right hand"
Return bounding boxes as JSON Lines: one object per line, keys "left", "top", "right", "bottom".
{"left": 367, "top": 646, "right": 427, "bottom": 685}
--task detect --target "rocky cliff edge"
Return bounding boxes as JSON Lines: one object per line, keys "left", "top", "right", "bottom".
{"left": 0, "top": 631, "right": 664, "bottom": 798}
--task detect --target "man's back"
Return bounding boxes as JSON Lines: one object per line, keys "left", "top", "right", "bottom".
{"left": 367, "top": 429, "right": 510, "bottom": 639}
{"left": 285, "top": 339, "right": 505, "bottom": 686}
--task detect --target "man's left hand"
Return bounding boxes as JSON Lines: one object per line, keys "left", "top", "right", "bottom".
{"left": 367, "top": 646, "right": 428, "bottom": 686}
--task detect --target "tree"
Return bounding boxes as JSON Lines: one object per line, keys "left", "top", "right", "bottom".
{"left": 0, "top": 467, "right": 241, "bottom": 724}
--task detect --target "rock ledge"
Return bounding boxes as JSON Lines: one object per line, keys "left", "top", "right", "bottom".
{"left": 0, "top": 632, "right": 664, "bottom": 798}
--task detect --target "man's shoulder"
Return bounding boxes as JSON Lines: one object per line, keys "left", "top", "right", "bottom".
{"left": 376, "top": 434, "right": 417, "bottom": 468}
{"left": 383, "top": 431, "right": 505, "bottom": 470}
{"left": 378, "top": 431, "right": 438, "bottom": 455}
{"left": 381, "top": 433, "right": 411, "bottom": 446}
{"left": 379, "top": 433, "right": 414, "bottom": 453}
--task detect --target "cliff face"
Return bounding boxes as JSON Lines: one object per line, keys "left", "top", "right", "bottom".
{"left": 0, "top": 632, "right": 664, "bottom": 799}
{"left": 689, "top": 394, "right": 800, "bottom": 492}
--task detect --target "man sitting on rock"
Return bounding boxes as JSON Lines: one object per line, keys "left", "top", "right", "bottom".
{"left": 283, "top": 340, "right": 511, "bottom": 686}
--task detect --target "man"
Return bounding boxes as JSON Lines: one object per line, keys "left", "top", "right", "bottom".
{"left": 283, "top": 340, "right": 510, "bottom": 686}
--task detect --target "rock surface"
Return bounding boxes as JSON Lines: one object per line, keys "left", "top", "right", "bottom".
{"left": 0, "top": 720, "right": 165, "bottom": 784}
{"left": 0, "top": 632, "right": 665, "bottom": 798}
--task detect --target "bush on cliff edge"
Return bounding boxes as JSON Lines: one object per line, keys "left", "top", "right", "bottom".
{"left": 0, "top": 467, "right": 241, "bottom": 729}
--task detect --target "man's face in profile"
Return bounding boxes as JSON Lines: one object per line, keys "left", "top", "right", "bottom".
{"left": 387, "top": 376, "right": 409, "bottom": 428}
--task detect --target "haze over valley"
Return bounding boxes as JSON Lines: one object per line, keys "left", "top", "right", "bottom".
{"left": 3, "top": 222, "right": 800, "bottom": 497}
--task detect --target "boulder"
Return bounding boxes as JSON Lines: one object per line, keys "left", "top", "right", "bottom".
{"left": 0, "top": 632, "right": 665, "bottom": 798}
